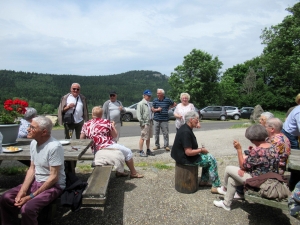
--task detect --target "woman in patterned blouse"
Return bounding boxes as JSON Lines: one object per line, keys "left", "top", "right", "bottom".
{"left": 213, "top": 124, "right": 279, "bottom": 211}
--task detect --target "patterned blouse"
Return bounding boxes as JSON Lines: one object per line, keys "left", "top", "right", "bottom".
{"left": 174, "top": 103, "right": 195, "bottom": 129}
{"left": 18, "top": 119, "right": 30, "bottom": 138}
{"left": 267, "top": 133, "right": 291, "bottom": 175}
{"left": 81, "top": 118, "right": 114, "bottom": 153}
{"left": 243, "top": 144, "right": 279, "bottom": 177}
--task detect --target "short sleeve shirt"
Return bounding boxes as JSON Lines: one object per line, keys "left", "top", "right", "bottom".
{"left": 152, "top": 97, "right": 174, "bottom": 121}
{"left": 81, "top": 118, "right": 114, "bottom": 152}
{"left": 171, "top": 124, "right": 201, "bottom": 164}
{"left": 30, "top": 137, "right": 66, "bottom": 189}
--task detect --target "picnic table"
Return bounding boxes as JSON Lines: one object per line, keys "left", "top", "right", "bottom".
{"left": 0, "top": 138, "right": 93, "bottom": 174}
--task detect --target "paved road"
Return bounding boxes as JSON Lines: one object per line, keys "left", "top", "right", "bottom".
{"left": 52, "top": 120, "right": 248, "bottom": 140}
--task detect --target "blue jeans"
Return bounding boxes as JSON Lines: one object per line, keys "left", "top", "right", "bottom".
{"left": 282, "top": 129, "right": 300, "bottom": 190}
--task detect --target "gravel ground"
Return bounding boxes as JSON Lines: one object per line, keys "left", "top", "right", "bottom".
{"left": 1, "top": 127, "right": 300, "bottom": 225}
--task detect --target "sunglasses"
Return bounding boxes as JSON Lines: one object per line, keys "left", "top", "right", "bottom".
{"left": 110, "top": 94, "right": 116, "bottom": 97}
{"left": 72, "top": 88, "right": 80, "bottom": 91}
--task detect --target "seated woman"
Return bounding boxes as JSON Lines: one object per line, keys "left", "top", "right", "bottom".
{"left": 214, "top": 124, "right": 279, "bottom": 211}
{"left": 171, "top": 111, "right": 221, "bottom": 193}
{"left": 80, "top": 106, "right": 143, "bottom": 178}
{"left": 18, "top": 107, "right": 37, "bottom": 138}
{"left": 259, "top": 111, "right": 274, "bottom": 127}
{"left": 266, "top": 118, "right": 291, "bottom": 175}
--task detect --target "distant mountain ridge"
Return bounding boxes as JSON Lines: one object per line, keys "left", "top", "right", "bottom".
{"left": 0, "top": 70, "right": 171, "bottom": 114}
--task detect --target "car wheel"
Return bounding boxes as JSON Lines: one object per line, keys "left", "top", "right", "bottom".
{"left": 122, "top": 113, "right": 132, "bottom": 122}
{"left": 233, "top": 114, "right": 240, "bottom": 120}
{"left": 220, "top": 115, "right": 226, "bottom": 121}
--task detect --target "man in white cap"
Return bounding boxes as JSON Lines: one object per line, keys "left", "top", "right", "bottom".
{"left": 102, "top": 90, "right": 126, "bottom": 142}
{"left": 137, "top": 90, "right": 155, "bottom": 157}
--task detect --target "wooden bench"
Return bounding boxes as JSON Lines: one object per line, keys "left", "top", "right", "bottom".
{"left": 82, "top": 165, "right": 113, "bottom": 206}
{"left": 244, "top": 190, "right": 288, "bottom": 210}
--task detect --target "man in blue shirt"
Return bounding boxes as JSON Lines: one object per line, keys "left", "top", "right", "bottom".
{"left": 152, "top": 89, "right": 176, "bottom": 151}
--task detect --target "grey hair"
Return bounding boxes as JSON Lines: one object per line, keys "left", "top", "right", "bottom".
{"left": 261, "top": 112, "right": 274, "bottom": 120}
{"left": 157, "top": 89, "right": 165, "bottom": 95}
{"left": 71, "top": 83, "right": 81, "bottom": 88}
{"left": 245, "top": 124, "right": 268, "bottom": 142}
{"left": 185, "top": 111, "right": 199, "bottom": 123}
{"left": 32, "top": 116, "right": 53, "bottom": 134}
{"left": 266, "top": 118, "right": 283, "bottom": 132}
{"left": 180, "top": 93, "right": 190, "bottom": 101}
{"left": 23, "top": 107, "right": 37, "bottom": 121}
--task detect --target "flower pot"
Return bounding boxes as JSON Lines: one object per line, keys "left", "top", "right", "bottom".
{"left": 0, "top": 124, "right": 20, "bottom": 146}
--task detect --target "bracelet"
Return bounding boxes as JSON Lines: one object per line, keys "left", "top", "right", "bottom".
{"left": 29, "top": 193, "right": 35, "bottom": 199}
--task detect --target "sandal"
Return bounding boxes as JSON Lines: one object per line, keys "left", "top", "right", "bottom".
{"left": 130, "top": 173, "right": 144, "bottom": 179}
{"left": 116, "top": 171, "right": 129, "bottom": 177}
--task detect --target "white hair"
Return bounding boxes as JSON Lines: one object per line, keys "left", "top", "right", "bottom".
{"left": 157, "top": 89, "right": 165, "bottom": 95}
{"left": 261, "top": 112, "right": 274, "bottom": 120}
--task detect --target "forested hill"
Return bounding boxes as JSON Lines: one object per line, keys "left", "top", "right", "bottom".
{"left": 0, "top": 70, "right": 170, "bottom": 114}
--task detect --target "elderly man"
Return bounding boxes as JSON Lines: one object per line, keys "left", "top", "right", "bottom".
{"left": 137, "top": 89, "right": 155, "bottom": 157}
{"left": 102, "top": 90, "right": 126, "bottom": 143}
{"left": 282, "top": 105, "right": 300, "bottom": 190}
{"left": 18, "top": 107, "right": 38, "bottom": 138}
{"left": 0, "top": 116, "right": 66, "bottom": 225}
{"left": 58, "top": 83, "right": 89, "bottom": 139}
{"left": 152, "top": 88, "right": 176, "bottom": 151}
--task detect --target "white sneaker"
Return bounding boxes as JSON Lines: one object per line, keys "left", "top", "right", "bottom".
{"left": 234, "top": 192, "right": 245, "bottom": 200}
{"left": 217, "top": 186, "right": 227, "bottom": 195}
{"left": 213, "top": 200, "right": 231, "bottom": 211}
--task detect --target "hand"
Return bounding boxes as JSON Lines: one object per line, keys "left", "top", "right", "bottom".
{"left": 14, "top": 196, "right": 31, "bottom": 208}
{"left": 15, "top": 190, "right": 26, "bottom": 204}
{"left": 111, "top": 121, "right": 115, "bottom": 127}
{"left": 158, "top": 107, "right": 162, "bottom": 112}
{"left": 233, "top": 140, "right": 242, "bottom": 150}
{"left": 68, "top": 103, "right": 75, "bottom": 108}
{"left": 200, "top": 147, "right": 208, "bottom": 154}
{"left": 238, "top": 169, "right": 245, "bottom": 177}
{"left": 119, "top": 106, "right": 123, "bottom": 111}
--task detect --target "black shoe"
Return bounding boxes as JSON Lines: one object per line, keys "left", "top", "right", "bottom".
{"left": 140, "top": 151, "right": 148, "bottom": 157}
{"left": 147, "top": 149, "right": 155, "bottom": 156}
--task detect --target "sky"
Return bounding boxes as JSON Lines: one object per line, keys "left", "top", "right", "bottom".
{"left": 0, "top": 0, "right": 298, "bottom": 76}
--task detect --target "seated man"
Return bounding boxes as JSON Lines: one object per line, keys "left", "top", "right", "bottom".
{"left": 171, "top": 111, "right": 221, "bottom": 193}
{"left": 0, "top": 116, "right": 66, "bottom": 225}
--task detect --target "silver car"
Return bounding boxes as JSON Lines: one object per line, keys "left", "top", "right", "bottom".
{"left": 224, "top": 106, "right": 241, "bottom": 120}
{"left": 122, "top": 102, "right": 153, "bottom": 122}
{"left": 200, "top": 106, "right": 227, "bottom": 121}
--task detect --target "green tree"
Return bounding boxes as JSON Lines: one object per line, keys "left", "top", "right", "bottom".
{"left": 260, "top": 2, "right": 300, "bottom": 110}
{"left": 169, "top": 49, "right": 223, "bottom": 107}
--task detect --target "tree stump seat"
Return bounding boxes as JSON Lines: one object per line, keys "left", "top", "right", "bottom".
{"left": 175, "top": 162, "right": 198, "bottom": 194}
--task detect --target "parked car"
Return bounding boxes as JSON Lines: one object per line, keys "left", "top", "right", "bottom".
{"left": 199, "top": 106, "right": 227, "bottom": 121}
{"left": 122, "top": 102, "right": 153, "bottom": 122}
{"left": 168, "top": 106, "right": 200, "bottom": 120}
{"left": 240, "top": 107, "right": 254, "bottom": 119}
{"left": 224, "top": 106, "right": 241, "bottom": 120}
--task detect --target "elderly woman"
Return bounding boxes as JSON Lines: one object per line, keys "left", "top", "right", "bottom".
{"left": 173, "top": 93, "right": 199, "bottom": 130}
{"left": 171, "top": 111, "right": 221, "bottom": 193}
{"left": 213, "top": 124, "right": 279, "bottom": 211}
{"left": 259, "top": 111, "right": 274, "bottom": 127}
{"left": 266, "top": 118, "right": 291, "bottom": 175}
{"left": 18, "top": 107, "right": 37, "bottom": 138}
{"left": 80, "top": 106, "right": 143, "bottom": 178}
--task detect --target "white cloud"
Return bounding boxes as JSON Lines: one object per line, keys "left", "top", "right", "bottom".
{"left": 0, "top": 0, "right": 298, "bottom": 75}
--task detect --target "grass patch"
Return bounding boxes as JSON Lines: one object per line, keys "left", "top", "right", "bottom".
{"left": 152, "top": 162, "right": 173, "bottom": 170}
{"left": 76, "top": 164, "right": 93, "bottom": 173}
{"left": 0, "top": 167, "right": 28, "bottom": 175}
{"left": 271, "top": 110, "right": 285, "bottom": 122}
{"left": 135, "top": 162, "right": 150, "bottom": 167}
{"left": 230, "top": 122, "right": 252, "bottom": 129}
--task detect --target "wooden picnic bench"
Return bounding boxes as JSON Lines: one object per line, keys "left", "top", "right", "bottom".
{"left": 243, "top": 149, "right": 300, "bottom": 211}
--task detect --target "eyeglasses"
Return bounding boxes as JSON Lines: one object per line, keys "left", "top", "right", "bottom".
{"left": 72, "top": 88, "right": 80, "bottom": 91}
{"left": 110, "top": 94, "right": 116, "bottom": 97}
{"left": 28, "top": 125, "right": 37, "bottom": 131}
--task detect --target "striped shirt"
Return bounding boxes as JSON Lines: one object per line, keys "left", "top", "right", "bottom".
{"left": 152, "top": 97, "right": 174, "bottom": 121}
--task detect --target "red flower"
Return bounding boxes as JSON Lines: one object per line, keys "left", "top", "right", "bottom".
{"left": 1, "top": 98, "right": 29, "bottom": 124}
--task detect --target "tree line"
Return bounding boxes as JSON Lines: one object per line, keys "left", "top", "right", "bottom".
{"left": 0, "top": 70, "right": 170, "bottom": 114}
{"left": 169, "top": 2, "right": 300, "bottom": 111}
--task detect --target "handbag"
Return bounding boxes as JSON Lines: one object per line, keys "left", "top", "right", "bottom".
{"left": 63, "top": 97, "right": 79, "bottom": 124}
